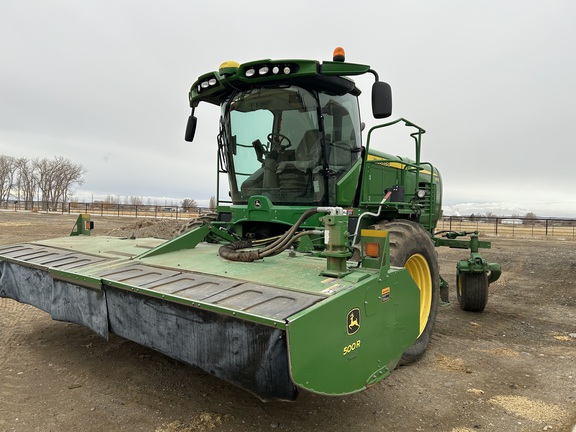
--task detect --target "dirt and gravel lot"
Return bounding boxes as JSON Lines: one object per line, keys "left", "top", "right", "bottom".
{"left": 1, "top": 211, "right": 575, "bottom": 432}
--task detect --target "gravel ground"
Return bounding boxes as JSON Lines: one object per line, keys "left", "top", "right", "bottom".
{"left": 0, "top": 211, "right": 575, "bottom": 432}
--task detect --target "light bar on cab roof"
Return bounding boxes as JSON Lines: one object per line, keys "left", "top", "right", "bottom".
{"left": 196, "top": 73, "right": 219, "bottom": 93}
{"left": 244, "top": 62, "right": 298, "bottom": 78}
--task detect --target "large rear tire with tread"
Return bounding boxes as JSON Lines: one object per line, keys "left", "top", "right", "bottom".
{"left": 457, "top": 271, "right": 489, "bottom": 312}
{"left": 373, "top": 220, "right": 440, "bottom": 365}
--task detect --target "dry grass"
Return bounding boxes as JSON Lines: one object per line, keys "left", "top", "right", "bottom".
{"left": 488, "top": 395, "right": 568, "bottom": 423}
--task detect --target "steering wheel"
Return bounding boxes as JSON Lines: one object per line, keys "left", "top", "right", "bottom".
{"left": 267, "top": 133, "right": 292, "bottom": 150}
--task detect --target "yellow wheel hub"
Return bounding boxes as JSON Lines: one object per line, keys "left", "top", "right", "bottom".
{"left": 405, "top": 253, "right": 432, "bottom": 336}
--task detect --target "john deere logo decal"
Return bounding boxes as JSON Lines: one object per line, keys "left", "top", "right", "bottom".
{"left": 347, "top": 308, "right": 360, "bottom": 335}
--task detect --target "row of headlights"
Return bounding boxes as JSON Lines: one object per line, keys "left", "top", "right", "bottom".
{"left": 196, "top": 62, "right": 299, "bottom": 93}
{"left": 244, "top": 63, "right": 296, "bottom": 78}
{"left": 196, "top": 75, "right": 218, "bottom": 93}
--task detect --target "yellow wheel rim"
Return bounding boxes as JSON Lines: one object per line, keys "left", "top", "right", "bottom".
{"left": 405, "top": 253, "right": 432, "bottom": 336}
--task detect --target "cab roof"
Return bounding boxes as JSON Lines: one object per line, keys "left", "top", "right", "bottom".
{"left": 189, "top": 58, "right": 372, "bottom": 107}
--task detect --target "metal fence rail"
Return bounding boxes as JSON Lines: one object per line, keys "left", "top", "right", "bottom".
{"left": 438, "top": 216, "right": 576, "bottom": 240}
{"left": 0, "top": 200, "right": 213, "bottom": 220}
{"left": 2, "top": 200, "right": 574, "bottom": 240}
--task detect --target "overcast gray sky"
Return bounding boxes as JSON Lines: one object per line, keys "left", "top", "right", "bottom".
{"left": 1, "top": 1, "right": 575, "bottom": 217}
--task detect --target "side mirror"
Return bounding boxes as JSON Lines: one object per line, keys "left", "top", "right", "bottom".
{"left": 372, "top": 81, "right": 392, "bottom": 119}
{"left": 184, "top": 115, "right": 197, "bottom": 142}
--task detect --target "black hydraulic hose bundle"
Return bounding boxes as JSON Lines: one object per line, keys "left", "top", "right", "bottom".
{"left": 218, "top": 208, "right": 320, "bottom": 262}
{"left": 218, "top": 240, "right": 260, "bottom": 262}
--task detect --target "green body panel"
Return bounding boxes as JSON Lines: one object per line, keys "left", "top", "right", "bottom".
{"left": 359, "top": 154, "right": 441, "bottom": 230}
{"left": 361, "top": 157, "right": 406, "bottom": 202}
{"left": 359, "top": 119, "right": 442, "bottom": 233}
{"left": 69, "top": 213, "right": 93, "bottom": 236}
{"left": 227, "top": 197, "right": 324, "bottom": 228}
{"left": 286, "top": 267, "right": 419, "bottom": 395}
{"left": 335, "top": 159, "right": 362, "bottom": 205}
{"left": 34, "top": 235, "right": 165, "bottom": 259}
{"left": 319, "top": 61, "right": 372, "bottom": 76}
{"left": 0, "top": 225, "right": 420, "bottom": 396}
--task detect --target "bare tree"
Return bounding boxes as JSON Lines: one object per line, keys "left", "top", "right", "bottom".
{"left": 34, "top": 157, "right": 85, "bottom": 210}
{"left": 15, "top": 158, "right": 37, "bottom": 209}
{"left": 524, "top": 211, "right": 538, "bottom": 226}
{"left": 209, "top": 195, "right": 216, "bottom": 210}
{"left": 53, "top": 156, "right": 85, "bottom": 204}
{"left": 103, "top": 195, "right": 115, "bottom": 204}
{"left": 128, "top": 196, "right": 143, "bottom": 205}
{"left": 34, "top": 158, "right": 54, "bottom": 209}
{"left": 0, "top": 155, "right": 17, "bottom": 204}
{"left": 182, "top": 198, "right": 197, "bottom": 212}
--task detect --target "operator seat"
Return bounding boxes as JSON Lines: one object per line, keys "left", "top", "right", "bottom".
{"left": 276, "top": 130, "right": 322, "bottom": 200}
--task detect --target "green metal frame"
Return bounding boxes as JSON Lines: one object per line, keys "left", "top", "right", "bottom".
{"left": 69, "top": 213, "right": 92, "bottom": 236}
{"left": 434, "top": 231, "right": 502, "bottom": 284}
{"left": 361, "top": 118, "right": 441, "bottom": 233}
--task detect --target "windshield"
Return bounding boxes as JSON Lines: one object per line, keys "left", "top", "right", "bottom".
{"left": 220, "top": 86, "right": 361, "bottom": 206}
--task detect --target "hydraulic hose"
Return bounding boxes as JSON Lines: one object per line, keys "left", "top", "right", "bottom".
{"left": 351, "top": 190, "right": 393, "bottom": 246}
{"left": 218, "top": 208, "right": 321, "bottom": 262}
{"left": 262, "top": 229, "right": 323, "bottom": 257}
{"left": 258, "top": 208, "right": 320, "bottom": 253}
{"left": 218, "top": 240, "right": 260, "bottom": 262}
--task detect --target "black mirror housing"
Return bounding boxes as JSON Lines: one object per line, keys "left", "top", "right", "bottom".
{"left": 185, "top": 115, "right": 198, "bottom": 142}
{"left": 372, "top": 81, "right": 392, "bottom": 119}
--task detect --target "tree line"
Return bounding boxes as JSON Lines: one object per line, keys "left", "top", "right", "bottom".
{"left": 1, "top": 154, "right": 216, "bottom": 212}
{"left": 468, "top": 211, "right": 538, "bottom": 220}
{"left": 0, "top": 155, "right": 85, "bottom": 210}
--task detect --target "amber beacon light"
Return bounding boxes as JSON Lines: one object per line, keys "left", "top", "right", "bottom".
{"left": 333, "top": 47, "right": 346, "bottom": 62}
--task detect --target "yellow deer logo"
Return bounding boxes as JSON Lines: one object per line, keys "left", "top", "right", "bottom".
{"left": 347, "top": 308, "right": 360, "bottom": 335}
{"left": 349, "top": 314, "right": 359, "bottom": 329}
